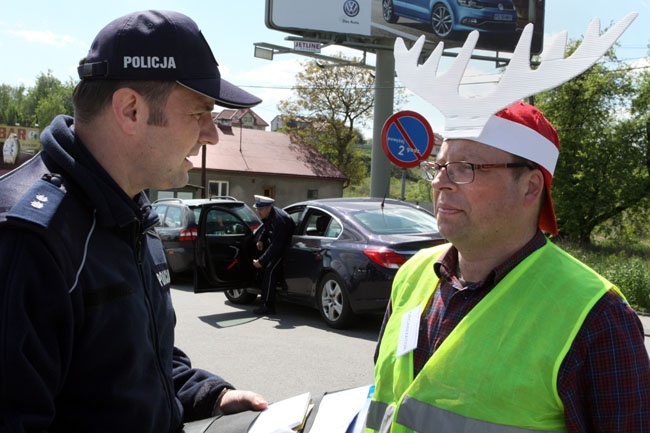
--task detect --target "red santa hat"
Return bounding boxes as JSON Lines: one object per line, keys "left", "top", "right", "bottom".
{"left": 474, "top": 101, "right": 560, "bottom": 235}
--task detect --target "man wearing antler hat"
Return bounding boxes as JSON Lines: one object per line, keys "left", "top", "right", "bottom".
{"left": 366, "top": 14, "right": 649, "bottom": 433}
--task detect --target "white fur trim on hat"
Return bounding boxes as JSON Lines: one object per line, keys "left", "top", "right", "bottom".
{"left": 446, "top": 115, "right": 559, "bottom": 175}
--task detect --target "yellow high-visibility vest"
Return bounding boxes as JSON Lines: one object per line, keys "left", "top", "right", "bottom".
{"left": 367, "top": 242, "right": 622, "bottom": 433}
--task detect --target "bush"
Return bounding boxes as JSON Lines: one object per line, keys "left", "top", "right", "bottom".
{"left": 555, "top": 239, "right": 650, "bottom": 313}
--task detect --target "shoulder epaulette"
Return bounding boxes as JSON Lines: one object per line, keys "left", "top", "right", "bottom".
{"left": 6, "top": 173, "right": 67, "bottom": 228}
{"left": 0, "top": 154, "right": 70, "bottom": 227}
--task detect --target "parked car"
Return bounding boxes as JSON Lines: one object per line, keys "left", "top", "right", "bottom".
{"left": 382, "top": 0, "right": 518, "bottom": 39}
{"left": 193, "top": 197, "right": 446, "bottom": 328}
{"left": 152, "top": 197, "right": 261, "bottom": 275}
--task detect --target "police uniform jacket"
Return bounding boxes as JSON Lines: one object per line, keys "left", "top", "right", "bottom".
{"left": 0, "top": 115, "right": 232, "bottom": 433}
{"left": 256, "top": 206, "right": 295, "bottom": 268}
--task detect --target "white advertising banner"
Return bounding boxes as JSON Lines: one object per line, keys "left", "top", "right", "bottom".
{"left": 266, "top": 0, "right": 546, "bottom": 55}
{"left": 269, "top": 0, "right": 372, "bottom": 36}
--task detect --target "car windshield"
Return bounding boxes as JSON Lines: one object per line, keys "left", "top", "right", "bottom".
{"left": 351, "top": 207, "right": 438, "bottom": 235}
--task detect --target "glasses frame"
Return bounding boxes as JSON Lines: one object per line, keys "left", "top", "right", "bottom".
{"left": 420, "top": 160, "right": 536, "bottom": 184}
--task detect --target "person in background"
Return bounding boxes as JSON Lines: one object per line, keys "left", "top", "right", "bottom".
{"left": 366, "top": 101, "right": 650, "bottom": 433}
{"left": 0, "top": 10, "right": 268, "bottom": 433}
{"left": 252, "top": 195, "right": 295, "bottom": 315}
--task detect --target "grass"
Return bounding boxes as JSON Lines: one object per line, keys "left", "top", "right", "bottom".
{"left": 554, "top": 238, "right": 650, "bottom": 314}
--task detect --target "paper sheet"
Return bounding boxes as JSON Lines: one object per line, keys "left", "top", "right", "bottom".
{"left": 247, "top": 392, "right": 312, "bottom": 433}
{"left": 309, "top": 385, "right": 374, "bottom": 433}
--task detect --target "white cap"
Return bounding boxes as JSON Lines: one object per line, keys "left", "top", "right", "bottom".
{"left": 253, "top": 195, "right": 274, "bottom": 208}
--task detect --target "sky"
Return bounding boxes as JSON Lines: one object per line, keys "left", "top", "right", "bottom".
{"left": 1, "top": 0, "right": 650, "bottom": 137}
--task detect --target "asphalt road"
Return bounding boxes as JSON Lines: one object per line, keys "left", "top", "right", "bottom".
{"left": 171, "top": 281, "right": 650, "bottom": 408}
{"left": 171, "top": 281, "right": 382, "bottom": 405}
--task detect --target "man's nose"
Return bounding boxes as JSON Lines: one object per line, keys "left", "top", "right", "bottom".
{"left": 201, "top": 114, "right": 219, "bottom": 145}
{"left": 431, "top": 165, "right": 448, "bottom": 185}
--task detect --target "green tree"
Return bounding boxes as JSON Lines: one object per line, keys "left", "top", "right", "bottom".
{"left": 0, "top": 72, "right": 75, "bottom": 128}
{"left": 0, "top": 84, "right": 27, "bottom": 126}
{"left": 23, "top": 72, "right": 75, "bottom": 127}
{"left": 535, "top": 43, "right": 650, "bottom": 243}
{"left": 291, "top": 117, "right": 369, "bottom": 185}
{"left": 279, "top": 54, "right": 403, "bottom": 185}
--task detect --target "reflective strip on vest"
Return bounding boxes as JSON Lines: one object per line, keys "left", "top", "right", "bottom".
{"left": 366, "top": 400, "right": 394, "bottom": 433}
{"left": 396, "top": 396, "right": 564, "bottom": 433}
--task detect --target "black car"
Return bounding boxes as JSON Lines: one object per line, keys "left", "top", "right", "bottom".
{"left": 152, "top": 197, "right": 261, "bottom": 275}
{"left": 193, "top": 197, "right": 446, "bottom": 328}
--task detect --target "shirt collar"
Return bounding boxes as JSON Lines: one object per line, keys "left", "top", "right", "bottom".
{"left": 434, "top": 230, "right": 548, "bottom": 289}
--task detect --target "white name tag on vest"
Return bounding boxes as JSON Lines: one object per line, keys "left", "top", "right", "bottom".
{"left": 397, "top": 305, "right": 421, "bottom": 357}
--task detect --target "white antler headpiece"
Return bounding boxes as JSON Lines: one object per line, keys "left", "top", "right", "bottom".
{"left": 395, "top": 13, "right": 638, "bottom": 149}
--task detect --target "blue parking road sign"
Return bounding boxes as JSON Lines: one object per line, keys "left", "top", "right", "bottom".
{"left": 381, "top": 111, "right": 434, "bottom": 168}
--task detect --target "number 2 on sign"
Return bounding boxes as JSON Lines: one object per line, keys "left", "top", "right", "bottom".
{"left": 398, "top": 145, "right": 416, "bottom": 156}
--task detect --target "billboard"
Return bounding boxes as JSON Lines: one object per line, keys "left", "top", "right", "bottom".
{"left": 0, "top": 125, "right": 41, "bottom": 174}
{"left": 266, "top": 0, "right": 544, "bottom": 54}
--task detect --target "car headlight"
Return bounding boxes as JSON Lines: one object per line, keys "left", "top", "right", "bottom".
{"left": 457, "top": 0, "right": 481, "bottom": 8}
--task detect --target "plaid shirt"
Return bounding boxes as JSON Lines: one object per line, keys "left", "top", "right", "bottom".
{"left": 376, "top": 231, "right": 650, "bottom": 432}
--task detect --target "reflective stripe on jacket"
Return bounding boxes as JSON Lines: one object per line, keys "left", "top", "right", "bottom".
{"left": 367, "top": 242, "right": 622, "bottom": 433}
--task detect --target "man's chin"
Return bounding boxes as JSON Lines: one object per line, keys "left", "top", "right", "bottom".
{"left": 436, "top": 221, "right": 456, "bottom": 241}
{"left": 154, "top": 176, "right": 189, "bottom": 192}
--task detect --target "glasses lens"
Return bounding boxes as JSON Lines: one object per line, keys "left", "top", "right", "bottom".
{"left": 421, "top": 162, "right": 435, "bottom": 181}
{"left": 447, "top": 162, "right": 474, "bottom": 184}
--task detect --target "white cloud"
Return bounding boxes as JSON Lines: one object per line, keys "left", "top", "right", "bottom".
{"left": 217, "top": 57, "right": 304, "bottom": 122}
{"left": 6, "top": 29, "right": 75, "bottom": 47}
{"left": 630, "top": 56, "right": 650, "bottom": 70}
{"left": 224, "top": 47, "right": 375, "bottom": 124}
{"left": 238, "top": 57, "right": 303, "bottom": 87}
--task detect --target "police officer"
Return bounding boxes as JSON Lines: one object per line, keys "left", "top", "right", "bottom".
{"left": 0, "top": 10, "right": 268, "bottom": 433}
{"left": 252, "top": 195, "right": 295, "bottom": 315}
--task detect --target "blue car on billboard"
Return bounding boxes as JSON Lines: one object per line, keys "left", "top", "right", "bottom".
{"left": 382, "top": 0, "right": 518, "bottom": 39}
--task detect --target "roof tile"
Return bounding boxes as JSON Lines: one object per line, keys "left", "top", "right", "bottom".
{"left": 188, "top": 127, "right": 348, "bottom": 180}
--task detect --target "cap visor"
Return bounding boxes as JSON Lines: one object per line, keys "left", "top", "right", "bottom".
{"left": 178, "top": 78, "right": 261, "bottom": 109}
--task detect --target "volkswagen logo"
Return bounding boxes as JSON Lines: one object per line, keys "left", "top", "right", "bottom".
{"left": 344, "top": 0, "right": 360, "bottom": 17}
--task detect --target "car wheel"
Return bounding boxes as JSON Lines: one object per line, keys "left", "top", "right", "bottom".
{"left": 382, "top": 0, "right": 398, "bottom": 23}
{"left": 225, "top": 288, "right": 257, "bottom": 304}
{"left": 317, "top": 273, "right": 354, "bottom": 329}
{"left": 431, "top": 2, "right": 454, "bottom": 38}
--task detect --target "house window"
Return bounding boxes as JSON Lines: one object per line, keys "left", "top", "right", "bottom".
{"left": 177, "top": 191, "right": 194, "bottom": 200}
{"left": 307, "top": 189, "right": 319, "bottom": 199}
{"left": 156, "top": 190, "right": 194, "bottom": 200}
{"left": 241, "top": 115, "right": 254, "bottom": 128}
{"left": 157, "top": 191, "right": 174, "bottom": 200}
{"left": 209, "top": 180, "right": 229, "bottom": 197}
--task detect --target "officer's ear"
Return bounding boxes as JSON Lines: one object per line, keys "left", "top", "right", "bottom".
{"left": 111, "top": 88, "right": 145, "bottom": 135}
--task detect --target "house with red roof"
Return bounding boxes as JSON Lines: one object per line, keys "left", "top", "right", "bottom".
{"left": 148, "top": 110, "right": 349, "bottom": 207}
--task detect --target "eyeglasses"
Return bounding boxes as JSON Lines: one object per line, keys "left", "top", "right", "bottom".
{"left": 420, "top": 160, "right": 536, "bottom": 184}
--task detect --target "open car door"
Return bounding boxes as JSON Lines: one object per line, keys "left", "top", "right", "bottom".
{"left": 194, "top": 204, "right": 257, "bottom": 294}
